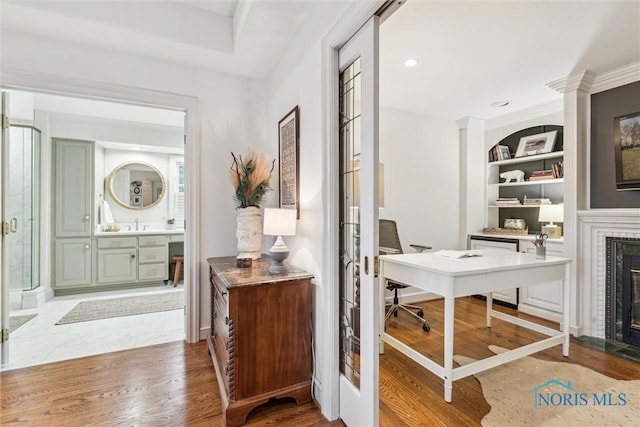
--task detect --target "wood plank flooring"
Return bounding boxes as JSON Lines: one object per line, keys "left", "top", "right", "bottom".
{"left": 2, "top": 297, "right": 638, "bottom": 426}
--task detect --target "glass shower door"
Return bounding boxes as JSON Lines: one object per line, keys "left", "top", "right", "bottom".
{"left": 8, "top": 125, "right": 40, "bottom": 295}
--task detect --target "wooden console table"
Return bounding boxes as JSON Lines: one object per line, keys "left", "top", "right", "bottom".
{"left": 206, "top": 256, "right": 313, "bottom": 426}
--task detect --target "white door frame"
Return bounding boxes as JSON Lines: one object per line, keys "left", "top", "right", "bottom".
{"left": 320, "top": 0, "right": 386, "bottom": 421}
{"left": 0, "top": 70, "right": 201, "bottom": 344}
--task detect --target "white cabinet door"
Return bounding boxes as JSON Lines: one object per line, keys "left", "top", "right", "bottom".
{"left": 518, "top": 241, "right": 563, "bottom": 320}
{"left": 54, "top": 139, "right": 93, "bottom": 237}
{"left": 469, "top": 237, "right": 519, "bottom": 306}
{"left": 55, "top": 238, "right": 92, "bottom": 287}
{"left": 97, "top": 249, "right": 137, "bottom": 284}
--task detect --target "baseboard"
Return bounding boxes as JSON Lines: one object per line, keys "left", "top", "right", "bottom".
{"left": 20, "top": 286, "right": 54, "bottom": 309}
{"left": 387, "top": 290, "right": 440, "bottom": 305}
{"left": 200, "top": 326, "right": 210, "bottom": 341}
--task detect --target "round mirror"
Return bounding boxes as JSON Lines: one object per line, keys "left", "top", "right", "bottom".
{"left": 107, "top": 161, "right": 166, "bottom": 210}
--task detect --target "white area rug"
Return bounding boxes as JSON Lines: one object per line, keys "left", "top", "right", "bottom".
{"left": 454, "top": 345, "right": 640, "bottom": 427}
{"left": 56, "top": 291, "right": 183, "bottom": 325}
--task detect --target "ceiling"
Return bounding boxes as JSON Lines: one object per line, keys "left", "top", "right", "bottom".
{"left": 2, "top": 0, "right": 638, "bottom": 123}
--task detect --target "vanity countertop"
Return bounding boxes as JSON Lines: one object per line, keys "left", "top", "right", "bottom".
{"left": 95, "top": 229, "right": 185, "bottom": 237}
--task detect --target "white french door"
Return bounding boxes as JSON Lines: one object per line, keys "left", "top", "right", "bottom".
{"left": 1, "top": 91, "right": 11, "bottom": 364}
{"left": 338, "top": 16, "right": 380, "bottom": 427}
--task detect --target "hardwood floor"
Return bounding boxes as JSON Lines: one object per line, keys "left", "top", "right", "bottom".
{"left": 2, "top": 297, "right": 638, "bottom": 426}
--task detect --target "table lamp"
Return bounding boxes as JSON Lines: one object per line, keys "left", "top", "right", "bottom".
{"left": 538, "top": 204, "right": 563, "bottom": 238}
{"left": 263, "top": 208, "right": 297, "bottom": 273}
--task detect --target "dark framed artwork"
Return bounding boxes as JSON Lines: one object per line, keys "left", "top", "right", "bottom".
{"left": 613, "top": 111, "right": 640, "bottom": 191}
{"left": 278, "top": 106, "right": 300, "bottom": 218}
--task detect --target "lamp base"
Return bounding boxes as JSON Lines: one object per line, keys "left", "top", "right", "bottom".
{"left": 542, "top": 224, "right": 562, "bottom": 239}
{"left": 268, "top": 238, "right": 290, "bottom": 274}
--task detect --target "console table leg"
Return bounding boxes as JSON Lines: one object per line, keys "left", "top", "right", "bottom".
{"left": 444, "top": 296, "right": 455, "bottom": 403}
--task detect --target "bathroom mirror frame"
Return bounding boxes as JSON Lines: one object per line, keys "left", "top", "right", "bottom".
{"left": 107, "top": 161, "right": 166, "bottom": 210}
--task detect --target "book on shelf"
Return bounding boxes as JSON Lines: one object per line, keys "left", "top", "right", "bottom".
{"left": 489, "top": 144, "right": 511, "bottom": 162}
{"left": 493, "top": 197, "right": 521, "bottom": 206}
{"left": 551, "top": 161, "right": 564, "bottom": 178}
{"left": 523, "top": 197, "right": 552, "bottom": 205}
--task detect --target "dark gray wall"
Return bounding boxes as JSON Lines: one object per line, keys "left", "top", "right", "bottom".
{"left": 591, "top": 81, "right": 640, "bottom": 208}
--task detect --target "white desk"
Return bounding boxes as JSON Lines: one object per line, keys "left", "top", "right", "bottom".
{"left": 380, "top": 250, "right": 571, "bottom": 402}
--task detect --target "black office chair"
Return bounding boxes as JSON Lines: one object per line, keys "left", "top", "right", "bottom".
{"left": 379, "top": 219, "right": 431, "bottom": 332}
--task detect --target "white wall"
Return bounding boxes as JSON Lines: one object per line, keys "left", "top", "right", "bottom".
{"left": 380, "top": 106, "right": 460, "bottom": 252}
{"left": 1, "top": 30, "right": 267, "bottom": 335}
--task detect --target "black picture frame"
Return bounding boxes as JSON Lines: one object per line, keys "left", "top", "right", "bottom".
{"left": 613, "top": 111, "right": 640, "bottom": 191}
{"left": 278, "top": 106, "right": 300, "bottom": 218}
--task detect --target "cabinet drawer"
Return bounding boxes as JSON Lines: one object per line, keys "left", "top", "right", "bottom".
{"left": 139, "top": 263, "right": 167, "bottom": 280}
{"left": 139, "top": 235, "right": 168, "bottom": 247}
{"left": 211, "top": 273, "right": 228, "bottom": 305}
{"left": 139, "top": 246, "right": 166, "bottom": 263}
{"left": 97, "top": 237, "right": 137, "bottom": 249}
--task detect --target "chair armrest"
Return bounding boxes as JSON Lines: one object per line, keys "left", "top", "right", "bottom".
{"left": 409, "top": 244, "right": 432, "bottom": 253}
{"left": 380, "top": 246, "right": 402, "bottom": 255}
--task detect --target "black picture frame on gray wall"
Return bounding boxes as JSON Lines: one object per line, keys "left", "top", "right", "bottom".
{"left": 613, "top": 111, "right": 640, "bottom": 191}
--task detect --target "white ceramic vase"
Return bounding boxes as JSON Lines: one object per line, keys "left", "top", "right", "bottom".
{"left": 236, "top": 206, "right": 263, "bottom": 259}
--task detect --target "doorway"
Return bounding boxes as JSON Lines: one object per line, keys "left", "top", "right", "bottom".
{"left": 1, "top": 89, "right": 191, "bottom": 370}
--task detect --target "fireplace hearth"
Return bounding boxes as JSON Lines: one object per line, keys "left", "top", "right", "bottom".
{"left": 606, "top": 237, "right": 640, "bottom": 346}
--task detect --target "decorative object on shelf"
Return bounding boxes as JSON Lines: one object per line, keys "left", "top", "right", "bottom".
{"left": 515, "top": 130, "right": 557, "bottom": 157}
{"left": 539, "top": 204, "right": 563, "bottom": 238}
{"left": 499, "top": 169, "right": 525, "bottom": 183}
{"left": 278, "top": 106, "right": 301, "bottom": 218}
{"left": 489, "top": 144, "right": 511, "bottom": 162}
{"left": 236, "top": 257, "right": 252, "bottom": 268}
{"left": 493, "top": 197, "right": 521, "bottom": 206}
{"left": 532, "top": 232, "right": 548, "bottom": 259}
{"left": 613, "top": 111, "right": 640, "bottom": 191}
{"left": 504, "top": 218, "right": 526, "bottom": 230}
{"left": 166, "top": 218, "right": 175, "bottom": 230}
{"left": 263, "top": 208, "right": 297, "bottom": 273}
{"left": 230, "top": 151, "right": 276, "bottom": 260}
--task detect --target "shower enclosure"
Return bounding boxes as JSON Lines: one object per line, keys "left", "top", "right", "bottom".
{"left": 8, "top": 125, "right": 40, "bottom": 303}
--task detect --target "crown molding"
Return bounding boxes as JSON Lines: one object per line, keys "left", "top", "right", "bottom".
{"left": 547, "top": 70, "right": 596, "bottom": 94}
{"left": 455, "top": 116, "right": 485, "bottom": 130}
{"left": 590, "top": 61, "right": 640, "bottom": 94}
{"left": 484, "top": 99, "right": 563, "bottom": 130}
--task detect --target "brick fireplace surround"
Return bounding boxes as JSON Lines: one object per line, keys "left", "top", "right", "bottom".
{"left": 578, "top": 209, "right": 640, "bottom": 339}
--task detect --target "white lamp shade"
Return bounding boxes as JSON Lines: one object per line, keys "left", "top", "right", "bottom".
{"left": 263, "top": 208, "right": 297, "bottom": 236}
{"left": 538, "top": 204, "right": 563, "bottom": 223}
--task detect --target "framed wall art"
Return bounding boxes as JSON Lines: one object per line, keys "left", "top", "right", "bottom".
{"left": 278, "top": 106, "right": 300, "bottom": 218}
{"left": 613, "top": 111, "right": 640, "bottom": 191}
{"left": 515, "top": 130, "right": 558, "bottom": 157}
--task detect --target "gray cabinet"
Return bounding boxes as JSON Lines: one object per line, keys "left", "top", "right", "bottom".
{"left": 138, "top": 235, "right": 168, "bottom": 281}
{"left": 97, "top": 237, "right": 137, "bottom": 284}
{"left": 53, "top": 139, "right": 94, "bottom": 289}
{"left": 54, "top": 238, "right": 92, "bottom": 287}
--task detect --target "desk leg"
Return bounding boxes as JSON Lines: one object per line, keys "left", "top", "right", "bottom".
{"left": 562, "top": 263, "right": 571, "bottom": 357}
{"left": 444, "top": 296, "right": 454, "bottom": 402}
{"left": 486, "top": 292, "right": 493, "bottom": 328}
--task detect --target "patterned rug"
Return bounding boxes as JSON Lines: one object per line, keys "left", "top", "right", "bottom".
{"left": 56, "top": 291, "right": 183, "bottom": 325}
{"left": 454, "top": 345, "right": 640, "bottom": 426}
{"left": 9, "top": 314, "right": 37, "bottom": 332}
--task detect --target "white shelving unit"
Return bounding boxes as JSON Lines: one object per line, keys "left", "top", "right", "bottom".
{"left": 487, "top": 151, "right": 564, "bottom": 230}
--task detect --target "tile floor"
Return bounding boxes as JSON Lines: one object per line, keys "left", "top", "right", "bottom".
{"left": 2, "top": 285, "right": 184, "bottom": 371}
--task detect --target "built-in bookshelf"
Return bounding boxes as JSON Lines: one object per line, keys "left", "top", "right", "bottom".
{"left": 486, "top": 126, "right": 564, "bottom": 234}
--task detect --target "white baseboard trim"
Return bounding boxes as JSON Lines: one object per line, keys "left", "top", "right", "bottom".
{"left": 386, "top": 291, "right": 440, "bottom": 305}
{"left": 517, "top": 304, "right": 562, "bottom": 323}
{"left": 199, "top": 327, "right": 210, "bottom": 341}
{"left": 19, "top": 286, "right": 53, "bottom": 309}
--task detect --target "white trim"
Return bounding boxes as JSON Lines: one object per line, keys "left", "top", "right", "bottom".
{"left": 320, "top": 0, "right": 386, "bottom": 421}
{"left": 577, "top": 209, "right": 640, "bottom": 338}
{"left": 483, "top": 99, "right": 563, "bottom": 131}
{"left": 0, "top": 69, "right": 201, "bottom": 344}
{"left": 590, "top": 61, "right": 640, "bottom": 94}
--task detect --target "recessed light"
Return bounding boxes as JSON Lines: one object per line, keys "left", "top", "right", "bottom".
{"left": 491, "top": 101, "right": 510, "bottom": 108}
{"left": 404, "top": 58, "right": 419, "bottom": 67}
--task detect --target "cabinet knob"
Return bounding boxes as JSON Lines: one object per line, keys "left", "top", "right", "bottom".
{"left": 85, "top": 244, "right": 90, "bottom": 249}
{"left": 84, "top": 215, "right": 90, "bottom": 221}
{"left": 131, "top": 254, "right": 136, "bottom": 259}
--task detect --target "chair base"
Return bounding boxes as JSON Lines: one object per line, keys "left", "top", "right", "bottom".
{"left": 385, "top": 302, "right": 430, "bottom": 332}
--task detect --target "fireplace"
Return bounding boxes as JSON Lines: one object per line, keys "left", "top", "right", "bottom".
{"left": 606, "top": 237, "right": 640, "bottom": 346}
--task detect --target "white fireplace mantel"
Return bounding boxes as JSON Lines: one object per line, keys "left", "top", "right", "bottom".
{"left": 578, "top": 209, "right": 640, "bottom": 338}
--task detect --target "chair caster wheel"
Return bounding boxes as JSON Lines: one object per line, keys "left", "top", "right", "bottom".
{"left": 417, "top": 310, "right": 424, "bottom": 318}
{"left": 422, "top": 324, "right": 430, "bottom": 332}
